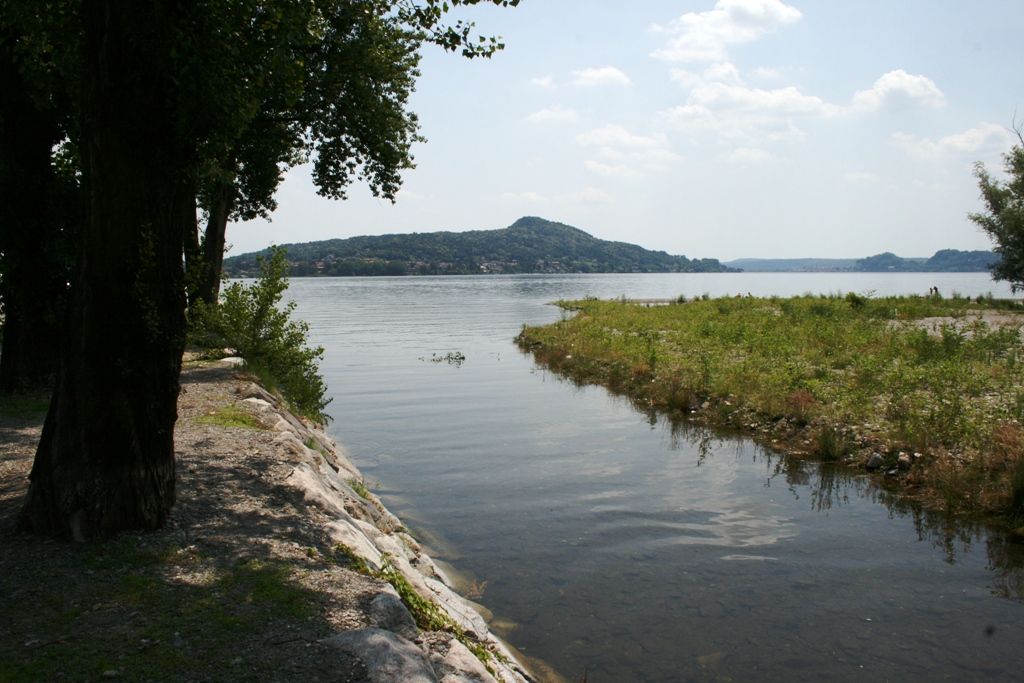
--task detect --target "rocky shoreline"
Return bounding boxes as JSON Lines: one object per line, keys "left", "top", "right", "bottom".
{"left": 0, "top": 357, "right": 537, "bottom": 682}
{"left": 236, "top": 359, "right": 535, "bottom": 682}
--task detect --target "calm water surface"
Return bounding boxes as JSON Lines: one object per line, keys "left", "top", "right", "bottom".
{"left": 287, "top": 273, "right": 1024, "bottom": 682}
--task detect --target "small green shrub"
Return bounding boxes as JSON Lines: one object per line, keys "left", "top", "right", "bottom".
{"left": 349, "top": 479, "right": 371, "bottom": 499}
{"left": 189, "top": 246, "right": 331, "bottom": 423}
{"left": 816, "top": 427, "right": 854, "bottom": 462}
{"left": 845, "top": 291, "right": 867, "bottom": 309}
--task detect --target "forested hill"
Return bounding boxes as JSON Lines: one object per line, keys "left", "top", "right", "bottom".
{"left": 725, "top": 249, "right": 998, "bottom": 273}
{"left": 223, "top": 217, "right": 733, "bottom": 276}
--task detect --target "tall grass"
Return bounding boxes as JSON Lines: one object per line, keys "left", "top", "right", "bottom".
{"left": 518, "top": 294, "right": 1024, "bottom": 523}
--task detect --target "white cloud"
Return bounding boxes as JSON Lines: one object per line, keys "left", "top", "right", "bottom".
{"left": 703, "top": 61, "right": 745, "bottom": 85}
{"left": 721, "top": 147, "right": 773, "bottom": 164}
{"left": 661, "top": 81, "right": 839, "bottom": 140}
{"left": 578, "top": 187, "right": 613, "bottom": 203}
{"left": 673, "top": 61, "right": 744, "bottom": 90}
{"left": 501, "top": 191, "right": 547, "bottom": 203}
{"left": 525, "top": 106, "right": 580, "bottom": 124}
{"left": 689, "top": 82, "right": 838, "bottom": 116}
{"left": 751, "top": 66, "right": 782, "bottom": 81}
{"left": 621, "top": 147, "right": 684, "bottom": 169}
{"left": 531, "top": 75, "right": 556, "bottom": 89}
{"left": 571, "top": 66, "right": 631, "bottom": 87}
{"left": 595, "top": 145, "right": 683, "bottom": 175}
{"left": 577, "top": 124, "right": 665, "bottom": 149}
{"left": 578, "top": 125, "right": 681, "bottom": 179}
{"left": 845, "top": 171, "right": 878, "bottom": 183}
{"left": 892, "top": 122, "right": 1014, "bottom": 159}
{"left": 663, "top": 65, "right": 950, "bottom": 143}
{"left": 584, "top": 160, "right": 641, "bottom": 179}
{"left": 670, "top": 68, "right": 703, "bottom": 89}
{"left": 651, "top": 0, "right": 802, "bottom": 63}
{"left": 851, "top": 70, "right": 946, "bottom": 111}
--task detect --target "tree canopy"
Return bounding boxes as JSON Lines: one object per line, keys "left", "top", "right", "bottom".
{"left": 971, "top": 135, "right": 1024, "bottom": 291}
{"left": 2, "top": 0, "right": 517, "bottom": 539}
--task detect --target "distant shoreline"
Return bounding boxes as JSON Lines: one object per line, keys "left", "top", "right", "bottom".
{"left": 236, "top": 268, "right": 999, "bottom": 278}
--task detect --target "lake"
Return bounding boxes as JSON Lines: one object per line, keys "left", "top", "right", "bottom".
{"left": 287, "top": 273, "right": 1024, "bottom": 681}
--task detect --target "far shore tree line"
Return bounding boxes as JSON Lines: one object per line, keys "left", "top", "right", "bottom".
{"left": 0, "top": 0, "right": 1021, "bottom": 540}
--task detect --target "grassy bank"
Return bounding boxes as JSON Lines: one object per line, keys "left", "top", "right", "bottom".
{"left": 516, "top": 294, "right": 1024, "bottom": 529}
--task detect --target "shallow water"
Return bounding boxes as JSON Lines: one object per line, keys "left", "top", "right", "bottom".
{"left": 286, "top": 273, "right": 1024, "bottom": 681}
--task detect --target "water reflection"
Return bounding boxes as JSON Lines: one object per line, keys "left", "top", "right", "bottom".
{"left": 531, "top": 343, "right": 1024, "bottom": 602}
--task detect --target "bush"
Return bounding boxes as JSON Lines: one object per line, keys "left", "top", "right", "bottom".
{"left": 845, "top": 291, "right": 867, "bottom": 309}
{"left": 189, "top": 246, "right": 331, "bottom": 423}
{"left": 815, "top": 426, "right": 854, "bottom": 462}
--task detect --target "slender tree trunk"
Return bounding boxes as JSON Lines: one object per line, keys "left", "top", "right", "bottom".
{"left": 183, "top": 206, "right": 201, "bottom": 306}
{"left": 19, "top": 0, "right": 193, "bottom": 539}
{"left": 0, "top": 36, "right": 65, "bottom": 393}
{"left": 197, "top": 178, "right": 235, "bottom": 306}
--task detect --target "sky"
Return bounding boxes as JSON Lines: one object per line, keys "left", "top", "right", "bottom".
{"left": 227, "top": 0, "right": 1024, "bottom": 261}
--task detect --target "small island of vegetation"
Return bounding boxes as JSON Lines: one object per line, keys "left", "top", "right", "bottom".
{"left": 517, "top": 293, "right": 1024, "bottom": 530}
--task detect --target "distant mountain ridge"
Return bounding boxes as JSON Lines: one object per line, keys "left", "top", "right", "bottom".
{"left": 223, "top": 216, "right": 733, "bottom": 276}
{"left": 725, "top": 249, "right": 998, "bottom": 273}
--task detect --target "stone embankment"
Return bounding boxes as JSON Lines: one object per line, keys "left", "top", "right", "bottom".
{"left": 223, "top": 357, "right": 534, "bottom": 682}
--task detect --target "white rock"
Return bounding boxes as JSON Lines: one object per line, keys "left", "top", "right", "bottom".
{"left": 354, "top": 519, "right": 414, "bottom": 563}
{"left": 325, "top": 520, "right": 383, "bottom": 570}
{"left": 323, "top": 628, "right": 438, "bottom": 683}
{"left": 271, "top": 417, "right": 296, "bottom": 433}
{"left": 273, "top": 432, "right": 313, "bottom": 461}
{"left": 369, "top": 589, "right": 419, "bottom": 640}
{"left": 218, "top": 356, "right": 245, "bottom": 367}
{"left": 241, "top": 397, "right": 273, "bottom": 410}
{"left": 422, "top": 577, "right": 489, "bottom": 641}
{"left": 285, "top": 463, "right": 347, "bottom": 517}
{"left": 432, "top": 638, "right": 495, "bottom": 683}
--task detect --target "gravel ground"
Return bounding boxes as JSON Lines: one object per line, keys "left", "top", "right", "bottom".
{"left": 0, "top": 361, "right": 391, "bottom": 682}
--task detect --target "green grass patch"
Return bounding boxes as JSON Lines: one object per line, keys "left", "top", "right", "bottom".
{"left": 377, "top": 556, "right": 498, "bottom": 674}
{"left": 219, "top": 558, "right": 314, "bottom": 619}
{"left": 1, "top": 537, "right": 318, "bottom": 683}
{"left": 194, "top": 404, "right": 266, "bottom": 429}
{"left": 517, "top": 295, "right": 1024, "bottom": 521}
{"left": 349, "top": 478, "right": 371, "bottom": 499}
{"left": 328, "top": 545, "right": 498, "bottom": 674}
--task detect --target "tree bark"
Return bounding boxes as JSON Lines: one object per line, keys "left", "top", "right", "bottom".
{"left": 19, "top": 0, "right": 193, "bottom": 539}
{"left": 197, "top": 179, "right": 235, "bottom": 305}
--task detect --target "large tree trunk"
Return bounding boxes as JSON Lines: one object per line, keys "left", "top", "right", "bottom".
{"left": 18, "top": 0, "right": 193, "bottom": 540}
{"left": 196, "top": 178, "right": 235, "bottom": 306}
{"left": 0, "top": 36, "right": 66, "bottom": 393}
